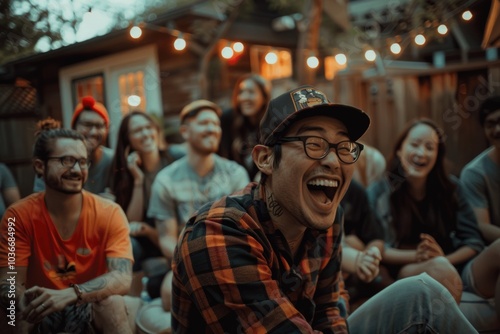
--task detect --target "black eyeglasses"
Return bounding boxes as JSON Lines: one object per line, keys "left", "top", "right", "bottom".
{"left": 77, "top": 121, "right": 107, "bottom": 131}
{"left": 47, "top": 156, "right": 91, "bottom": 169}
{"left": 275, "top": 136, "right": 364, "bottom": 164}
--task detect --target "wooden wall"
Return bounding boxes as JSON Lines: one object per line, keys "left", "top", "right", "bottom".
{"left": 333, "top": 63, "right": 500, "bottom": 176}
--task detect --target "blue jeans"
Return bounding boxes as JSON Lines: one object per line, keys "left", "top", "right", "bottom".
{"left": 347, "top": 273, "right": 478, "bottom": 334}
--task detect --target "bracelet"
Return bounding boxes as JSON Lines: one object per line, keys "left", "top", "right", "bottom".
{"left": 70, "top": 283, "right": 83, "bottom": 303}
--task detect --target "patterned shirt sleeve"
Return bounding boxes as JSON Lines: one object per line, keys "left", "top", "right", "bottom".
{"left": 172, "top": 197, "right": 348, "bottom": 333}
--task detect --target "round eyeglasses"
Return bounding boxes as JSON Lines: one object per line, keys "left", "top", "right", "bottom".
{"left": 47, "top": 156, "right": 91, "bottom": 169}
{"left": 77, "top": 121, "right": 107, "bottom": 131}
{"left": 275, "top": 136, "right": 364, "bottom": 164}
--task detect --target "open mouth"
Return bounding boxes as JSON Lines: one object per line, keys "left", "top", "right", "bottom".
{"left": 63, "top": 174, "right": 82, "bottom": 182}
{"left": 307, "top": 179, "right": 339, "bottom": 204}
{"left": 410, "top": 159, "right": 427, "bottom": 168}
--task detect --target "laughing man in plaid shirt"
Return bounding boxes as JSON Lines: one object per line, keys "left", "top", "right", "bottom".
{"left": 171, "top": 86, "right": 478, "bottom": 333}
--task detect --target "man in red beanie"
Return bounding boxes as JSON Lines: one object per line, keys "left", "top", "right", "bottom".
{"left": 34, "top": 96, "right": 113, "bottom": 195}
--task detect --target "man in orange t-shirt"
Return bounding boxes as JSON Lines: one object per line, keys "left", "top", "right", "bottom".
{"left": 0, "top": 126, "right": 133, "bottom": 334}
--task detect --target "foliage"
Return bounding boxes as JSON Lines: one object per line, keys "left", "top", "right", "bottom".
{"left": 0, "top": 0, "right": 68, "bottom": 64}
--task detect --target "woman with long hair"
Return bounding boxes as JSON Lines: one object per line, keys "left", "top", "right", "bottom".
{"left": 110, "top": 111, "right": 175, "bottom": 274}
{"left": 368, "top": 118, "right": 500, "bottom": 312}
{"left": 219, "top": 73, "right": 271, "bottom": 180}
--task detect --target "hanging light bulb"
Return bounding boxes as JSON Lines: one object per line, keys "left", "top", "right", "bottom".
{"left": 390, "top": 42, "right": 401, "bottom": 55}
{"left": 174, "top": 34, "right": 186, "bottom": 51}
{"left": 437, "top": 24, "right": 448, "bottom": 35}
{"left": 462, "top": 10, "right": 472, "bottom": 21}
{"left": 414, "top": 34, "right": 426, "bottom": 45}
{"left": 307, "top": 55, "right": 319, "bottom": 69}
{"left": 334, "top": 53, "right": 347, "bottom": 65}
{"left": 364, "top": 49, "right": 376, "bottom": 62}
{"left": 221, "top": 46, "right": 234, "bottom": 59}
{"left": 130, "top": 26, "right": 142, "bottom": 39}
{"left": 128, "top": 95, "right": 141, "bottom": 107}
{"left": 265, "top": 51, "right": 278, "bottom": 64}
{"left": 232, "top": 42, "right": 244, "bottom": 53}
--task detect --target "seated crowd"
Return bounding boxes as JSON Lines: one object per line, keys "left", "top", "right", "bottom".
{"left": 0, "top": 80, "right": 499, "bottom": 333}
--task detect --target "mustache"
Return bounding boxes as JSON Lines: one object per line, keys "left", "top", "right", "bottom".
{"left": 63, "top": 171, "right": 83, "bottom": 178}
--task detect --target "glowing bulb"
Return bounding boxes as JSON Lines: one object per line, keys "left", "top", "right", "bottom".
{"left": 462, "top": 10, "right": 472, "bottom": 21}
{"left": 390, "top": 42, "right": 401, "bottom": 55}
{"left": 437, "top": 24, "right": 448, "bottom": 35}
{"left": 130, "top": 26, "right": 142, "bottom": 39}
{"left": 128, "top": 95, "right": 141, "bottom": 107}
{"left": 307, "top": 56, "right": 319, "bottom": 69}
{"left": 414, "top": 34, "right": 426, "bottom": 45}
{"left": 174, "top": 37, "right": 186, "bottom": 51}
{"left": 265, "top": 51, "right": 278, "bottom": 64}
{"left": 364, "top": 49, "right": 376, "bottom": 62}
{"left": 221, "top": 46, "right": 234, "bottom": 59}
{"left": 232, "top": 42, "right": 244, "bottom": 53}
{"left": 335, "top": 53, "right": 347, "bottom": 65}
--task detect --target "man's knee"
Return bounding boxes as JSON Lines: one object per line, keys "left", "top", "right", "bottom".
{"left": 92, "top": 295, "right": 129, "bottom": 328}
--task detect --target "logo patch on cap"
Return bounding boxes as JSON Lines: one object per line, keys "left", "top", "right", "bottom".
{"left": 291, "top": 88, "right": 330, "bottom": 111}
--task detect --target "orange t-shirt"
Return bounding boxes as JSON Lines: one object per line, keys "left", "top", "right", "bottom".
{"left": 0, "top": 191, "right": 133, "bottom": 290}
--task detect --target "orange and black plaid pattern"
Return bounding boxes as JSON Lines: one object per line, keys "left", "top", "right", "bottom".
{"left": 172, "top": 183, "right": 348, "bottom": 333}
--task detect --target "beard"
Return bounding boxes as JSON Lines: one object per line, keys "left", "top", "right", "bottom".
{"left": 44, "top": 170, "right": 85, "bottom": 194}
{"left": 190, "top": 136, "right": 219, "bottom": 156}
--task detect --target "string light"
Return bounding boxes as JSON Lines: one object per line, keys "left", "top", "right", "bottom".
{"left": 174, "top": 34, "right": 186, "bottom": 51}
{"left": 265, "top": 51, "right": 278, "bottom": 64}
{"left": 128, "top": 3, "right": 475, "bottom": 69}
{"left": 437, "top": 24, "right": 448, "bottom": 35}
{"left": 307, "top": 55, "right": 319, "bottom": 69}
{"left": 364, "top": 49, "right": 376, "bottom": 62}
{"left": 414, "top": 34, "right": 426, "bottom": 46}
{"left": 221, "top": 46, "right": 234, "bottom": 59}
{"left": 127, "top": 95, "right": 141, "bottom": 107}
{"left": 335, "top": 53, "right": 347, "bottom": 65}
{"left": 390, "top": 42, "right": 401, "bottom": 55}
{"left": 462, "top": 10, "right": 472, "bottom": 21}
{"left": 129, "top": 26, "right": 142, "bottom": 39}
{"left": 232, "top": 42, "right": 244, "bottom": 53}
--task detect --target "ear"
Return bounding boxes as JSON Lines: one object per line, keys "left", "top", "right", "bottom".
{"left": 179, "top": 124, "right": 189, "bottom": 141}
{"left": 33, "top": 159, "right": 45, "bottom": 178}
{"left": 252, "top": 145, "right": 274, "bottom": 176}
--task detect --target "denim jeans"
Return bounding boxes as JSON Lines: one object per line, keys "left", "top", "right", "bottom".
{"left": 347, "top": 273, "right": 478, "bottom": 334}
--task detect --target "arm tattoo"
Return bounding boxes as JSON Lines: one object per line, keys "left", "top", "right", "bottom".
{"left": 107, "top": 257, "right": 132, "bottom": 274}
{"left": 78, "top": 258, "right": 132, "bottom": 301}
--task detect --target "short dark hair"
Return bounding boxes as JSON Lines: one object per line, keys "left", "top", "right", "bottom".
{"left": 479, "top": 96, "right": 500, "bottom": 126}
{"left": 33, "top": 123, "right": 86, "bottom": 177}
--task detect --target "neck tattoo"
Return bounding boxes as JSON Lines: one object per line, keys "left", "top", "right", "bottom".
{"left": 267, "top": 192, "right": 283, "bottom": 217}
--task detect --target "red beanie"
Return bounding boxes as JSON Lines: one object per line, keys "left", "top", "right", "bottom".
{"left": 71, "top": 96, "right": 110, "bottom": 128}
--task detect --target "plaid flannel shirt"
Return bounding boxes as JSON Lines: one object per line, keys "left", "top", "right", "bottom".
{"left": 172, "top": 182, "right": 348, "bottom": 333}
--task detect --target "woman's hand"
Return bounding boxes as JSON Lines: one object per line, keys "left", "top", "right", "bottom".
{"left": 125, "top": 147, "right": 144, "bottom": 183}
{"left": 355, "top": 246, "right": 382, "bottom": 283}
{"left": 416, "top": 233, "right": 445, "bottom": 262}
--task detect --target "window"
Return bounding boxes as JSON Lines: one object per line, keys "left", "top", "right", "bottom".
{"left": 118, "top": 70, "right": 146, "bottom": 114}
{"left": 251, "top": 46, "right": 292, "bottom": 80}
{"left": 72, "top": 74, "right": 104, "bottom": 106}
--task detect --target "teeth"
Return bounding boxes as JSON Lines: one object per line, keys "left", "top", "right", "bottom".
{"left": 307, "top": 179, "right": 338, "bottom": 187}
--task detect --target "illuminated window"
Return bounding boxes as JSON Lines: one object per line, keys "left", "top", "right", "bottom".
{"left": 251, "top": 46, "right": 292, "bottom": 80}
{"left": 118, "top": 70, "right": 146, "bottom": 114}
{"left": 324, "top": 56, "right": 347, "bottom": 81}
{"left": 72, "top": 74, "right": 104, "bottom": 105}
